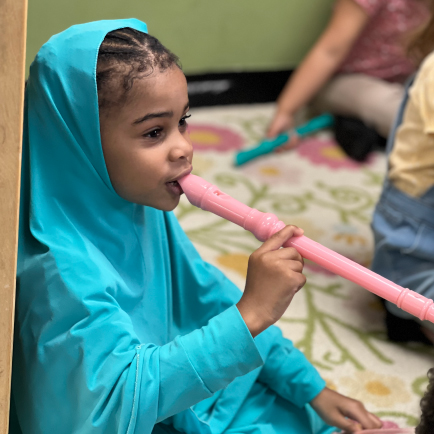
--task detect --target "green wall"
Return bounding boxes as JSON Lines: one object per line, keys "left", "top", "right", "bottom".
{"left": 27, "top": 0, "right": 334, "bottom": 75}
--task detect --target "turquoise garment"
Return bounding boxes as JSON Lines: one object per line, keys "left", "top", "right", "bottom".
{"left": 13, "top": 19, "right": 334, "bottom": 434}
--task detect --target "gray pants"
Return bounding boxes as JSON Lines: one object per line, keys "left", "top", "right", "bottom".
{"left": 310, "top": 73, "right": 405, "bottom": 138}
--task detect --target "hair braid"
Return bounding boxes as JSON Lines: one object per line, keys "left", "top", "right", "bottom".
{"left": 96, "top": 27, "right": 180, "bottom": 111}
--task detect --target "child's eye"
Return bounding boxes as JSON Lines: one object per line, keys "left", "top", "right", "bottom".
{"left": 179, "top": 114, "right": 191, "bottom": 128}
{"left": 143, "top": 128, "right": 162, "bottom": 139}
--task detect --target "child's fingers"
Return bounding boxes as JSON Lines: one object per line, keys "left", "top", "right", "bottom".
{"left": 368, "top": 412, "right": 383, "bottom": 429}
{"left": 271, "top": 245, "right": 304, "bottom": 263}
{"left": 266, "top": 123, "right": 279, "bottom": 138}
{"left": 274, "top": 135, "right": 300, "bottom": 153}
{"left": 291, "top": 270, "right": 307, "bottom": 291}
{"left": 326, "top": 412, "right": 362, "bottom": 433}
{"left": 340, "top": 403, "right": 383, "bottom": 431}
{"left": 367, "top": 413, "right": 383, "bottom": 428}
{"left": 266, "top": 113, "right": 292, "bottom": 138}
{"left": 266, "top": 120, "right": 284, "bottom": 138}
{"left": 254, "top": 226, "right": 304, "bottom": 254}
{"left": 275, "top": 259, "right": 304, "bottom": 274}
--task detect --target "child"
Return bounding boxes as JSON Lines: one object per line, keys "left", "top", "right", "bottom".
{"left": 370, "top": 6, "right": 434, "bottom": 344}
{"left": 12, "top": 19, "right": 382, "bottom": 434}
{"left": 416, "top": 368, "right": 434, "bottom": 433}
{"left": 267, "top": 0, "right": 429, "bottom": 161}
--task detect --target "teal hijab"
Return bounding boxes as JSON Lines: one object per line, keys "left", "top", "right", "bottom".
{"left": 14, "top": 18, "right": 330, "bottom": 434}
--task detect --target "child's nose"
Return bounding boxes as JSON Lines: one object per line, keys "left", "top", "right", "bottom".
{"left": 169, "top": 133, "right": 193, "bottom": 162}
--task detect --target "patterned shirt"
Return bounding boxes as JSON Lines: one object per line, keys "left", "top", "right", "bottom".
{"left": 338, "top": 0, "right": 429, "bottom": 81}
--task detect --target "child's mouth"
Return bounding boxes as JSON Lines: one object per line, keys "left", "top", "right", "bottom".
{"left": 166, "top": 180, "right": 184, "bottom": 196}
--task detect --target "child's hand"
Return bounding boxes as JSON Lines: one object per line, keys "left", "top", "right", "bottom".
{"left": 267, "top": 111, "right": 293, "bottom": 139}
{"left": 266, "top": 112, "right": 300, "bottom": 152}
{"left": 237, "top": 225, "right": 305, "bottom": 337}
{"left": 310, "top": 388, "right": 382, "bottom": 433}
{"left": 275, "top": 132, "right": 300, "bottom": 153}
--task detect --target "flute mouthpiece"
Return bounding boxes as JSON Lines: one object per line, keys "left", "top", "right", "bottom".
{"left": 178, "top": 174, "right": 212, "bottom": 208}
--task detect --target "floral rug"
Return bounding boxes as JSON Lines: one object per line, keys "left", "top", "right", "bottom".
{"left": 175, "top": 103, "right": 434, "bottom": 428}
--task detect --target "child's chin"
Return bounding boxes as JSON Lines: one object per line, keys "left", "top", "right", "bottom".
{"left": 157, "top": 198, "right": 180, "bottom": 212}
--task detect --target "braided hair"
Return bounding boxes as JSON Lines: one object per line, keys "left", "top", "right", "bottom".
{"left": 96, "top": 27, "right": 180, "bottom": 111}
{"left": 416, "top": 368, "right": 434, "bottom": 434}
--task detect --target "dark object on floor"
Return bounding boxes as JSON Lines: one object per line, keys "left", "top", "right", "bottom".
{"left": 385, "top": 308, "right": 432, "bottom": 345}
{"left": 334, "top": 115, "right": 387, "bottom": 162}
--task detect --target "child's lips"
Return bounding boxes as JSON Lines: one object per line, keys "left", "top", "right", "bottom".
{"left": 166, "top": 167, "right": 192, "bottom": 195}
{"left": 166, "top": 180, "right": 184, "bottom": 195}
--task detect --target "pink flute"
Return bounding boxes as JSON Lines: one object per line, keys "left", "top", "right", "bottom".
{"left": 178, "top": 174, "right": 434, "bottom": 324}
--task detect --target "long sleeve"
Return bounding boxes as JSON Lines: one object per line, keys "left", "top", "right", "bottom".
{"left": 145, "top": 305, "right": 263, "bottom": 425}
{"left": 14, "top": 265, "right": 262, "bottom": 434}
{"left": 256, "top": 326, "right": 326, "bottom": 407}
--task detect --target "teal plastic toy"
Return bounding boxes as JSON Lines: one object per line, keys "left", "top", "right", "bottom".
{"left": 234, "top": 113, "right": 334, "bottom": 166}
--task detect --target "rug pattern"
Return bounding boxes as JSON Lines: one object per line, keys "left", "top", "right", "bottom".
{"left": 175, "top": 103, "right": 434, "bottom": 428}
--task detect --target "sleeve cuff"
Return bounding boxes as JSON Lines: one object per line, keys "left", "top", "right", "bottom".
{"left": 180, "top": 305, "right": 264, "bottom": 392}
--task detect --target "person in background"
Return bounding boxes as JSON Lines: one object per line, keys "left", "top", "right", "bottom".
{"left": 267, "top": 0, "right": 429, "bottom": 161}
{"left": 416, "top": 368, "right": 434, "bottom": 433}
{"left": 371, "top": 6, "right": 434, "bottom": 344}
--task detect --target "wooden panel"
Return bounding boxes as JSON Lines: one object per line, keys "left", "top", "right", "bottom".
{"left": 0, "top": 0, "right": 28, "bottom": 432}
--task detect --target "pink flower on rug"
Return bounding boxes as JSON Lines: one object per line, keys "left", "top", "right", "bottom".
{"left": 240, "top": 161, "right": 303, "bottom": 185}
{"left": 188, "top": 124, "right": 244, "bottom": 152}
{"left": 296, "top": 137, "right": 375, "bottom": 169}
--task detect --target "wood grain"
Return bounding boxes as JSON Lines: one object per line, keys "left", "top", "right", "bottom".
{"left": 0, "top": 0, "right": 28, "bottom": 432}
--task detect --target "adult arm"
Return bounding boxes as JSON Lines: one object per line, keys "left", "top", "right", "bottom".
{"left": 268, "top": 0, "right": 370, "bottom": 138}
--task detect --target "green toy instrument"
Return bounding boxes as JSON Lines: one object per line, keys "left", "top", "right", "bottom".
{"left": 234, "top": 113, "right": 334, "bottom": 166}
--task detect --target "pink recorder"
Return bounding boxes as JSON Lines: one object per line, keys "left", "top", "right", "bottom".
{"left": 178, "top": 174, "right": 434, "bottom": 324}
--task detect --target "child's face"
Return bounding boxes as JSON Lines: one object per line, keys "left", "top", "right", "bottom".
{"left": 100, "top": 66, "right": 193, "bottom": 211}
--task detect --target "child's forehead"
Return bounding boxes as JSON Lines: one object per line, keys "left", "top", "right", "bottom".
{"left": 125, "top": 68, "right": 188, "bottom": 107}
{"left": 105, "top": 67, "right": 188, "bottom": 124}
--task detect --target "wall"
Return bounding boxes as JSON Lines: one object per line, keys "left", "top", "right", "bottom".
{"left": 26, "top": 0, "right": 334, "bottom": 75}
